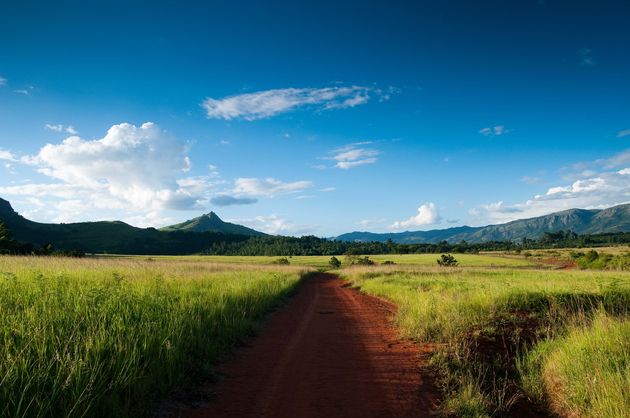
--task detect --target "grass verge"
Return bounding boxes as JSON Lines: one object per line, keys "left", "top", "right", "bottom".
{"left": 0, "top": 256, "right": 310, "bottom": 418}
{"left": 342, "top": 265, "right": 630, "bottom": 417}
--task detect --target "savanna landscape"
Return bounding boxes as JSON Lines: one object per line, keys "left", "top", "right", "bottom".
{"left": 2, "top": 1, "right": 630, "bottom": 417}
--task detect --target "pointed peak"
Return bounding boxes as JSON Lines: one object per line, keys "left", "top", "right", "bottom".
{"left": 0, "top": 197, "right": 16, "bottom": 215}
{"left": 205, "top": 211, "right": 222, "bottom": 221}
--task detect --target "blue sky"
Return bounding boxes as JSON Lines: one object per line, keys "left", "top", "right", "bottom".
{"left": 1, "top": 0, "right": 629, "bottom": 236}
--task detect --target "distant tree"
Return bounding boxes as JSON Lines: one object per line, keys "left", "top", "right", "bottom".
{"left": 329, "top": 256, "right": 341, "bottom": 269}
{"left": 437, "top": 254, "right": 458, "bottom": 267}
{"left": 353, "top": 256, "right": 375, "bottom": 266}
{"left": 382, "top": 260, "right": 396, "bottom": 265}
{"left": 272, "top": 257, "right": 290, "bottom": 265}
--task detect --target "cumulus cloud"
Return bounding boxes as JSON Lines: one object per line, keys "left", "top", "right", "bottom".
{"left": 479, "top": 125, "right": 508, "bottom": 136}
{"left": 0, "top": 123, "right": 225, "bottom": 226}
{"left": 202, "top": 86, "right": 379, "bottom": 120}
{"left": 210, "top": 195, "right": 258, "bottom": 207}
{"left": 233, "top": 177, "right": 312, "bottom": 197}
{"left": 45, "top": 124, "right": 78, "bottom": 134}
{"left": 330, "top": 143, "right": 380, "bottom": 169}
{"left": 470, "top": 166, "right": 630, "bottom": 225}
{"left": 391, "top": 202, "right": 442, "bottom": 230}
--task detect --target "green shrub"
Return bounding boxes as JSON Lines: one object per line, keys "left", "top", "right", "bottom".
{"left": 437, "top": 254, "right": 458, "bottom": 267}
{"left": 328, "top": 256, "right": 341, "bottom": 268}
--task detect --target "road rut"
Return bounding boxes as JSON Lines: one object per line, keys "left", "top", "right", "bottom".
{"left": 179, "top": 273, "right": 438, "bottom": 418}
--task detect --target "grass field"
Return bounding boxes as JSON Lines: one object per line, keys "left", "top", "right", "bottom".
{"left": 101, "top": 253, "right": 535, "bottom": 268}
{"left": 3, "top": 253, "right": 628, "bottom": 417}
{"left": 0, "top": 256, "right": 311, "bottom": 418}
{"left": 343, "top": 265, "right": 630, "bottom": 417}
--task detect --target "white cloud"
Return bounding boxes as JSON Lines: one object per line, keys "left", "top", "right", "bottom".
{"left": 319, "top": 187, "right": 336, "bottom": 192}
{"left": 202, "top": 86, "right": 378, "bottom": 120}
{"left": 233, "top": 177, "right": 312, "bottom": 197}
{"left": 470, "top": 166, "right": 630, "bottom": 225}
{"left": 330, "top": 143, "right": 380, "bottom": 169}
{"left": 618, "top": 129, "right": 630, "bottom": 138}
{"left": 0, "top": 123, "right": 224, "bottom": 226}
{"left": 479, "top": 125, "right": 508, "bottom": 137}
{"left": 45, "top": 124, "right": 78, "bottom": 134}
{"left": 0, "top": 149, "right": 16, "bottom": 161}
{"left": 0, "top": 76, "right": 6, "bottom": 86}
{"left": 228, "top": 214, "right": 315, "bottom": 236}
{"left": 210, "top": 195, "right": 258, "bottom": 206}
{"left": 13, "top": 86, "right": 33, "bottom": 95}
{"left": 391, "top": 202, "right": 442, "bottom": 230}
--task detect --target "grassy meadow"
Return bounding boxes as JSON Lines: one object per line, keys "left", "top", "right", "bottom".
{"left": 342, "top": 264, "right": 630, "bottom": 417}
{"left": 101, "top": 253, "right": 534, "bottom": 269}
{"left": 2, "top": 252, "right": 628, "bottom": 418}
{"left": 0, "top": 256, "right": 311, "bottom": 418}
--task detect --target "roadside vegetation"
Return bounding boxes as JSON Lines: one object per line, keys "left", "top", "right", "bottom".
{"left": 343, "top": 265, "right": 630, "bottom": 417}
{"left": 0, "top": 256, "right": 310, "bottom": 418}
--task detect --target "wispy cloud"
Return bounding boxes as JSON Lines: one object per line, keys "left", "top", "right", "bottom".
{"left": 391, "top": 202, "right": 441, "bottom": 230}
{"left": 45, "top": 124, "right": 78, "bottom": 135}
{"left": 210, "top": 195, "right": 258, "bottom": 207}
{"left": 0, "top": 149, "right": 16, "bottom": 162}
{"left": 233, "top": 177, "right": 312, "bottom": 197}
{"left": 479, "top": 125, "right": 508, "bottom": 137}
{"left": 330, "top": 143, "right": 380, "bottom": 169}
{"left": 521, "top": 175, "right": 544, "bottom": 184}
{"left": 579, "top": 48, "right": 596, "bottom": 67}
{"left": 13, "top": 85, "right": 34, "bottom": 95}
{"left": 202, "top": 85, "right": 385, "bottom": 120}
{"left": 0, "top": 76, "right": 6, "bottom": 86}
{"left": 617, "top": 129, "right": 630, "bottom": 138}
{"left": 227, "top": 214, "right": 316, "bottom": 236}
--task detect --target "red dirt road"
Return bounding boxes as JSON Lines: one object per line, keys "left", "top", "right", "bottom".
{"left": 178, "top": 273, "right": 438, "bottom": 418}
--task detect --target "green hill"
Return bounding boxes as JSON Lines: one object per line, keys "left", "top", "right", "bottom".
{"left": 336, "top": 203, "right": 630, "bottom": 244}
{"left": 0, "top": 198, "right": 250, "bottom": 254}
{"left": 160, "top": 212, "right": 265, "bottom": 236}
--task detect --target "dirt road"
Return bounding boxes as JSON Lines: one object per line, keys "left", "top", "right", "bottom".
{"left": 179, "top": 273, "right": 438, "bottom": 418}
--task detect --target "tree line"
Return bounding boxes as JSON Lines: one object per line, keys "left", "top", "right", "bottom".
{"left": 1, "top": 221, "right": 629, "bottom": 257}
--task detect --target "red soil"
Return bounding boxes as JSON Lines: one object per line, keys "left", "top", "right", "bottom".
{"left": 175, "top": 273, "right": 439, "bottom": 418}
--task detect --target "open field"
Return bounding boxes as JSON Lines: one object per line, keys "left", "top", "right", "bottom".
{"left": 2, "top": 253, "right": 629, "bottom": 418}
{"left": 98, "top": 253, "right": 535, "bottom": 268}
{"left": 343, "top": 265, "right": 630, "bottom": 417}
{"left": 0, "top": 256, "right": 310, "bottom": 418}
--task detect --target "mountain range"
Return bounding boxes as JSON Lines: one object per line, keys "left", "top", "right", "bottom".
{"left": 2, "top": 196, "right": 630, "bottom": 253}
{"left": 335, "top": 203, "right": 630, "bottom": 244}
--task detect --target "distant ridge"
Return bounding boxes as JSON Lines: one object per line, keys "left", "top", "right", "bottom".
{"left": 160, "top": 212, "right": 265, "bottom": 236}
{"left": 0, "top": 197, "right": 254, "bottom": 254}
{"left": 335, "top": 203, "right": 630, "bottom": 244}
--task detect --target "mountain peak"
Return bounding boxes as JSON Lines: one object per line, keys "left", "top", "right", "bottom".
{"left": 160, "top": 211, "right": 265, "bottom": 236}
{"left": 0, "top": 197, "right": 17, "bottom": 217}
{"left": 205, "top": 211, "right": 222, "bottom": 221}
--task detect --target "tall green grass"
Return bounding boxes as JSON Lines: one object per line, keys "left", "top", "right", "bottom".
{"left": 520, "top": 313, "right": 630, "bottom": 418}
{"left": 343, "top": 266, "right": 630, "bottom": 417}
{"left": 0, "top": 256, "right": 309, "bottom": 418}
